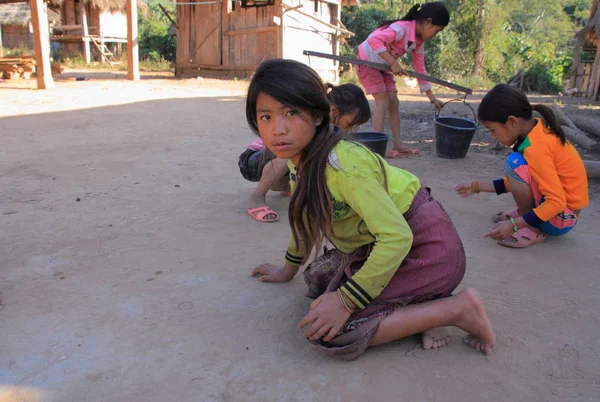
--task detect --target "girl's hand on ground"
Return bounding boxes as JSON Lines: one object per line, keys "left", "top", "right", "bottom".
{"left": 484, "top": 221, "right": 514, "bottom": 240}
{"left": 454, "top": 182, "right": 474, "bottom": 197}
{"left": 252, "top": 264, "right": 294, "bottom": 283}
{"left": 297, "top": 292, "right": 351, "bottom": 342}
{"left": 432, "top": 98, "right": 444, "bottom": 111}
{"left": 390, "top": 61, "right": 406, "bottom": 76}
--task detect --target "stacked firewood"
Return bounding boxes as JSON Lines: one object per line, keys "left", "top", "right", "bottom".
{"left": 0, "top": 56, "right": 36, "bottom": 79}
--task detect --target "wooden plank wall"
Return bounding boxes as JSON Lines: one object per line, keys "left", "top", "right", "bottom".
{"left": 176, "top": 0, "right": 341, "bottom": 81}
{"left": 0, "top": 24, "right": 34, "bottom": 49}
{"left": 176, "top": 0, "right": 220, "bottom": 69}
{"left": 61, "top": 0, "right": 79, "bottom": 55}
{"left": 177, "top": 0, "right": 280, "bottom": 77}
{"left": 222, "top": 2, "right": 279, "bottom": 68}
{"left": 281, "top": 0, "right": 338, "bottom": 83}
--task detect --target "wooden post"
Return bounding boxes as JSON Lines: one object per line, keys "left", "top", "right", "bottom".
{"left": 217, "top": 0, "right": 222, "bottom": 65}
{"left": 80, "top": 0, "right": 90, "bottom": 64}
{"left": 126, "top": 0, "right": 140, "bottom": 81}
{"left": 275, "top": 0, "right": 283, "bottom": 58}
{"left": 569, "top": 37, "right": 582, "bottom": 89}
{"left": 29, "top": 0, "right": 54, "bottom": 89}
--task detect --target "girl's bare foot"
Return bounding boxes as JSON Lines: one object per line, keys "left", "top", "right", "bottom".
{"left": 422, "top": 328, "right": 451, "bottom": 350}
{"left": 455, "top": 288, "right": 496, "bottom": 355}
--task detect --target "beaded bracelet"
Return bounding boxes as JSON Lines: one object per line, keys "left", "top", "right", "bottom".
{"left": 509, "top": 218, "right": 518, "bottom": 232}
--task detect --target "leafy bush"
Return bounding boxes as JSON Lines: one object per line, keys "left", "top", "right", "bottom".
{"left": 139, "top": 3, "right": 176, "bottom": 62}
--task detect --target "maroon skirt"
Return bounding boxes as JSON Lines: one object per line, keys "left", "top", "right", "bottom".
{"left": 302, "top": 187, "right": 466, "bottom": 360}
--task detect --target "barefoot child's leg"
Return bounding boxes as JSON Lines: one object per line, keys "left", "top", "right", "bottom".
{"left": 371, "top": 288, "right": 496, "bottom": 354}
{"left": 387, "top": 92, "right": 403, "bottom": 150}
{"left": 507, "top": 177, "right": 535, "bottom": 215}
{"left": 265, "top": 158, "right": 290, "bottom": 192}
{"left": 372, "top": 93, "right": 389, "bottom": 134}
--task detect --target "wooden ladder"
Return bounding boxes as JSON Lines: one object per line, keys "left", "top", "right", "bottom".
{"left": 89, "top": 36, "right": 120, "bottom": 66}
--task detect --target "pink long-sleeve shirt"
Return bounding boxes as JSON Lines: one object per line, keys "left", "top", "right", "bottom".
{"left": 246, "top": 137, "right": 265, "bottom": 151}
{"left": 358, "top": 20, "right": 432, "bottom": 93}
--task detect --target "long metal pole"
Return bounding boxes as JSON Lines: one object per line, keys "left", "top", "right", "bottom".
{"left": 303, "top": 50, "right": 473, "bottom": 95}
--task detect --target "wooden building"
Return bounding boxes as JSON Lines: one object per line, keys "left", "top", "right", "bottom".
{"left": 570, "top": 0, "right": 600, "bottom": 100}
{"left": 0, "top": 2, "right": 60, "bottom": 50}
{"left": 175, "top": 0, "right": 357, "bottom": 82}
{"left": 49, "top": 0, "right": 141, "bottom": 64}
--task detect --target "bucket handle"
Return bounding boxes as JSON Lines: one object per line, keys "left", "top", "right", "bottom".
{"left": 435, "top": 99, "right": 478, "bottom": 126}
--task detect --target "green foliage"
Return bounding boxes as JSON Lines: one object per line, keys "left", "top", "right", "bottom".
{"left": 340, "top": 0, "right": 591, "bottom": 94}
{"left": 2, "top": 45, "right": 31, "bottom": 57}
{"left": 138, "top": 1, "right": 176, "bottom": 62}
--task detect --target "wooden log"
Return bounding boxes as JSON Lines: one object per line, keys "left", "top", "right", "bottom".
{"left": 584, "top": 160, "right": 600, "bottom": 178}
{"left": 553, "top": 106, "right": 579, "bottom": 131}
{"left": 562, "top": 126, "right": 600, "bottom": 153}
{"left": 568, "top": 114, "right": 600, "bottom": 139}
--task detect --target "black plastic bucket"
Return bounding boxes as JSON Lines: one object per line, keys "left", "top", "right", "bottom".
{"left": 351, "top": 132, "right": 388, "bottom": 158}
{"left": 434, "top": 100, "right": 478, "bottom": 159}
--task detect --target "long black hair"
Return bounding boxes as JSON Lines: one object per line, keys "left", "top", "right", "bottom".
{"left": 478, "top": 84, "right": 566, "bottom": 145}
{"left": 379, "top": 2, "right": 450, "bottom": 30}
{"left": 246, "top": 59, "right": 342, "bottom": 253}
{"left": 326, "top": 83, "right": 371, "bottom": 131}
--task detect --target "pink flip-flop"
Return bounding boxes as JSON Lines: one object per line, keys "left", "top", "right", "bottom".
{"left": 492, "top": 208, "right": 519, "bottom": 223}
{"left": 247, "top": 206, "right": 279, "bottom": 223}
{"left": 498, "top": 227, "right": 546, "bottom": 248}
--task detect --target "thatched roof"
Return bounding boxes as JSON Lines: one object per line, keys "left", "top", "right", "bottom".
{"left": 0, "top": 2, "right": 60, "bottom": 26}
{"left": 576, "top": 0, "right": 599, "bottom": 43}
{"left": 49, "top": 0, "right": 147, "bottom": 12}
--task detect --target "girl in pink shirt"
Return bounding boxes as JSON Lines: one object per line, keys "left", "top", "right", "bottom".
{"left": 357, "top": 2, "right": 449, "bottom": 157}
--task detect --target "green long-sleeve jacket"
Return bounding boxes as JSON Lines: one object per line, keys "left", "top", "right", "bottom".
{"left": 284, "top": 140, "right": 420, "bottom": 309}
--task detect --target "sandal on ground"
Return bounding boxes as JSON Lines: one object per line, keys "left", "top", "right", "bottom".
{"left": 492, "top": 208, "right": 519, "bottom": 223}
{"left": 247, "top": 206, "right": 279, "bottom": 223}
{"left": 498, "top": 227, "right": 546, "bottom": 249}
{"left": 386, "top": 148, "right": 421, "bottom": 158}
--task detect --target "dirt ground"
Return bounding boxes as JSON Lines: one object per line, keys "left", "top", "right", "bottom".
{"left": 1, "top": 71, "right": 600, "bottom": 402}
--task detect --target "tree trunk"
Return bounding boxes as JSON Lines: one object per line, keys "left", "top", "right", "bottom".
{"left": 473, "top": 0, "right": 486, "bottom": 76}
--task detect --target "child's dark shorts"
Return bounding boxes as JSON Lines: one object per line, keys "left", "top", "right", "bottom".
{"left": 238, "top": 149, "right": 264, "bottom": 182}
{"left": 238, "top": 149, "right": 290, "bottom": 182}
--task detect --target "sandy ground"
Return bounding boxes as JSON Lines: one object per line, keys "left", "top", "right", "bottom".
{"left": 1, "top": 73, "right": 600, "bottom": 402}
